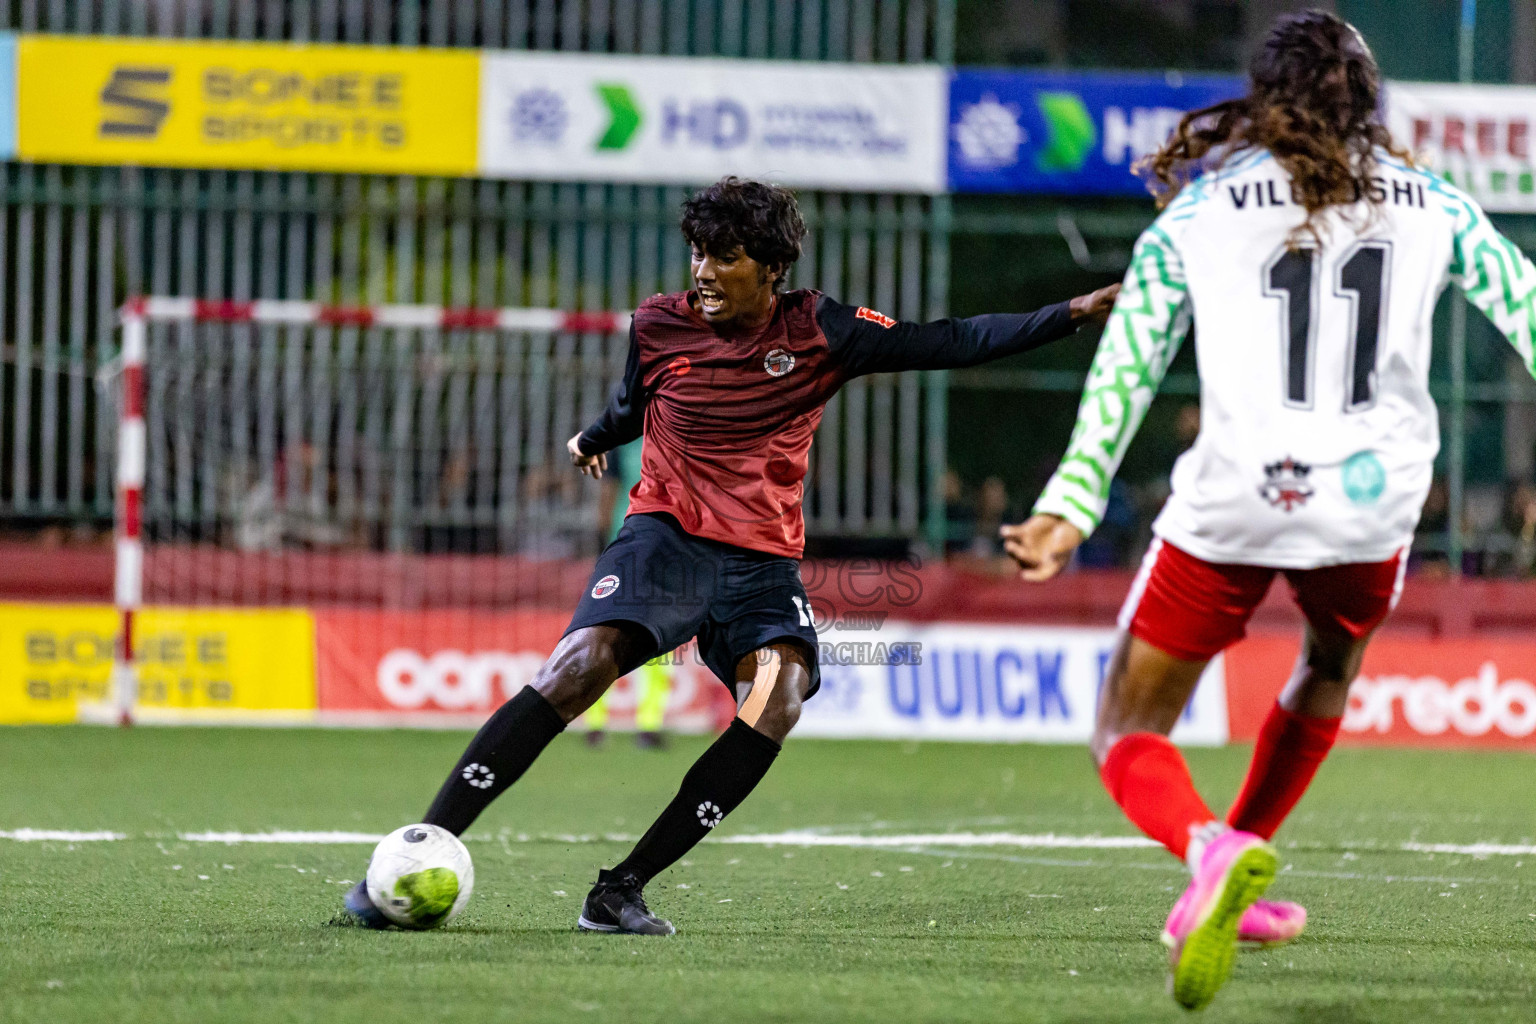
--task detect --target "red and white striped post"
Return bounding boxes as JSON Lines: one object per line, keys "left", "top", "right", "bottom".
{"left": 127, "top": 296, "right": 631, "bottom": 334}
{"left": 113, "top": 300, "right": 148, "bottom": 726}
{"left": 108, "top": 296, "right": 633, "bottom": 724}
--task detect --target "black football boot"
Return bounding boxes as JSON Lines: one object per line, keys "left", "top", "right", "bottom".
{"left": 577, "top": 868, "right": 676, "bottom": 935}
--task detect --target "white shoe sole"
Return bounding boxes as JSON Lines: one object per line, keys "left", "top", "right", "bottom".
{"left": 577, "top": 914, "right": 621, "bottom": 933}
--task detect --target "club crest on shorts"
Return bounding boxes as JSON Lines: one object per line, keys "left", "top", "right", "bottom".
{"left": 763, "top": 348, "right": 795, "bottom": 377}
{"left": 1259, "top": 456, "right": 1314, "bottom": 511}
{"left": 591, "top": 574, "right": 620, "bottom": 599}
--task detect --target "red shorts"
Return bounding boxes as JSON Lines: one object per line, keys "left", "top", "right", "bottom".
{"left": 1120, "top": 539, "right": 1406, "bottom": 662}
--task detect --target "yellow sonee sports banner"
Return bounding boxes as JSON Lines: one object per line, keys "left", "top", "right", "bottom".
{"left": 18, "top": 35, "right": 478, "bottom": 175}
{"left": 0, "top": 604, "right": 317, "bottom": 724}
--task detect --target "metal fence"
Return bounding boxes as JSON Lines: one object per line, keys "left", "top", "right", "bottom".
{"left": 0, "top": 0, "right": 957, "bottom": 552}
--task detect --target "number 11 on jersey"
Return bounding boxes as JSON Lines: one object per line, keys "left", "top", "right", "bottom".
{"left": 1265, "top": 242, "right": 1390, "bottom": 412}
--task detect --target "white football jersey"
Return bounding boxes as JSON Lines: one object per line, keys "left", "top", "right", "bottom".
{"left": 1036, "top": 148, "right": 1536, "bottom": 568}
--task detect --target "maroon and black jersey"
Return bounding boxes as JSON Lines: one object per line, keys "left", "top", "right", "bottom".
{"left": 576, "top": 289, "right": 1076, "bottom": 558}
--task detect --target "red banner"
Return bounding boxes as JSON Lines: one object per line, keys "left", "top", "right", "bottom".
{"left": 1226, "top": 633, "right": 1536, "bottom": 748}
{"left": 313, "top": 608, "right": 732, "bottom": 730}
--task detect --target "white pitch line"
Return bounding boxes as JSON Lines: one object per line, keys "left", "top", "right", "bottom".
{"left": 0, "top": 829, "right": 1532, "bottom": 861}
{"left": 1399, "top": 841, "right": 1536, "bottom": 856}
{"left": 0, "top": 829, "right": 126, "bottom": 842}
{"left": 179, "top": 830, "right": 387, "bottom": 845}
{"left": 719, "top": 831, "right": 1159, "bottom": 850}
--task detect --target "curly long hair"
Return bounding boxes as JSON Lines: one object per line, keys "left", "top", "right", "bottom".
{"left": 1140, "top": 10, "right": 1408, "bottom": 241}
{"left": 681, "top": 177, "right": 807, "bottom": 293}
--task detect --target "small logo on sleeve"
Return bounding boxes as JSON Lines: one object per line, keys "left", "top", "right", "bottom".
{"left": 855, "top": 307, "right": 896, "bottom": 329}
{"left": 591, "top": 575, "right": 621, "bottom": 599}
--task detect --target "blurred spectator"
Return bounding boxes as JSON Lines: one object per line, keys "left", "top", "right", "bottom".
{"left": 1413, "top": 478, "right": 1451, "bottom": 578}
{"left": 1485, "top": 479, "right": 1536, "bottom": 577}
{"left": 1077, "top": 478, "right": 1138, "bottom": 568}
{"left": 942, "top": 468, "right": 976, "bottom": 556}
{"left": 968, "top": 476, "right": 1011, "bottom": 558}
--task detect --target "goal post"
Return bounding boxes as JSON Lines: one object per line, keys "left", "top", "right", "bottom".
{"left": 106, "top": 296, "right": 634, "bottom": 726}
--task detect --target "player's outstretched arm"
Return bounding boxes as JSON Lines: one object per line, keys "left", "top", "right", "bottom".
{"left": 1007, "top": 223, "right": 1192, "bottom": 580}
{"left": 818, "top": 284, "right": 1119, "bottom": 378}
{"left": 1448, "top": 191, "right": 1536, "bottom": 375}
{"left": 570, "top": 323, "right": 647, "bottom": 478}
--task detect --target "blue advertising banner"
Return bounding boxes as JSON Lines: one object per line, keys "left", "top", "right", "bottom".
{"left": 0, "top": 33, "right": 15, "bottom": 160}
{"left": 948, "top": 69, "right": 1243, "bottom": 195}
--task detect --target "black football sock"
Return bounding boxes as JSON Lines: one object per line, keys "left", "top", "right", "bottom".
{"left": 612, "top": 718, "right": 781, "bottom": 886}
{"left": 422, "top": 686, "right": 566, "bottom": 835}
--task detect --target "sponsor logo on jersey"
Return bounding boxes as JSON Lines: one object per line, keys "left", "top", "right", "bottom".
{"left": 668, "top": 355, "right": 691, "bottom": 376}
{"left": 855, "top": 307, "right": 896, "bottom": 329}
{"left": 763, "top": 348, "right": 795, "bottom": 377}
{"left": 1259, "top": 456, "right": 1314, "bottom": 511}
{"left": 1342, "top": 450, "right": 1387, "bottom": 505}
{"left": 591, "top": 574, "right": 621, "bottom": 599}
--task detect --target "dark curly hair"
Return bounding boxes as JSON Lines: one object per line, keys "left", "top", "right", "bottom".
{"left": 1140, "top": 9, "right": 1409, "bottom": 243}
{"left": 680, "top": 177, "right": 807, "bottom": 293}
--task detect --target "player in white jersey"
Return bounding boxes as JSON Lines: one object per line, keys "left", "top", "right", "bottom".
{"left": 1003, "top": 11, "right": 1536, "bottom": 1012}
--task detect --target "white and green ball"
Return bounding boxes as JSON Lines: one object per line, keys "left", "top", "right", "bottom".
{"left": 364, "top": 824, "right": 475, "bottom": 929}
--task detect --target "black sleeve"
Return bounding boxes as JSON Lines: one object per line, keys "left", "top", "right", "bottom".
{"left": 818, "top": 294, "right": 1078, "bottom": 378}
{"left": 576, "top": 323, "right": 646, "bottom": 455}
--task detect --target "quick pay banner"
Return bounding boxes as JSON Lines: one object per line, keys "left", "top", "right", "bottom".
{"left": 478, "top": 52, "right": 947, "bottom": 193}
{"left": 797, "top": 622, "right": 1229, "bottom": 745}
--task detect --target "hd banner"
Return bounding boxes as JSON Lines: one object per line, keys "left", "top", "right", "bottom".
{"left": 1385, "top": 82, "right": 1536, "bottom": 213}
{"left": 947, "top": 69, "right": 1242, "bottom": 194}
{"left": 478, "top": 52, "right": 947, "bottom": 193}
{"left": 17, "top": 35, "right": 479, "bottom": 175}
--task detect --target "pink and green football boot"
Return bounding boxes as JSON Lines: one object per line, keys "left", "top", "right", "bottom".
{"left": 1236, "top": 898, "right": 1306, "bottom": 948}
{"left": 1163, "top": 892, "right": 1307, "bottom": 950}
{"left": 1158, "top": 830, "right": 1278, "bottom": 1011}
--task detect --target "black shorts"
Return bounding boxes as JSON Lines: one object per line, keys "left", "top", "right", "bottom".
{"left": 564, "top": 512, "right": 820, "bottom": 696}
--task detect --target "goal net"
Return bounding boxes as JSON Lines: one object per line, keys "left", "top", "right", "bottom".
{"left": 100, "top": 297, "right": 727, "bottom": 730}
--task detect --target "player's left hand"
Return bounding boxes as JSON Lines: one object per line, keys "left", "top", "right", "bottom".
{"left": 1000, "top": 514, "right": 1085, "bottom": 582}
{"left": 1068, "top": 283, "right": 1121, "bottom": 326}
{"left": 567, "top": 433, "right": 607, "bottom": 479}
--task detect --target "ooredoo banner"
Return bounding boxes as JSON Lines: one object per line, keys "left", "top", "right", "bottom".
{"left": 478, "top": 51, "right": 947, "bottom": 192}
{"left": 17, "top": 35, "right": 479, "bottom": 175}
{"left": 0, "top": 602, "right": 317, "bottom": 724}
{"left": 312, "top": 608, "right": 730, "bottom": 730}
{"left": 1385, "top": 82, "right": 1536, "bottom": 213}
{"left": 1226, "top": 634, "right": 1536, "bottom": 748}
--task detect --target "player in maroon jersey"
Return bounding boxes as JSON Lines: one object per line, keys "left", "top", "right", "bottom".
{"left": 346, "top": 177, "right": 1118, "bottom": 934}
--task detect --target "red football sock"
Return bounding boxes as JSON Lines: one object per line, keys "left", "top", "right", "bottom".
{"left": 1099, "top": 733, "right": 1218, "bottom": 861}
{"left": 1226, "top": 702, "right": 1341, "bottom": 839}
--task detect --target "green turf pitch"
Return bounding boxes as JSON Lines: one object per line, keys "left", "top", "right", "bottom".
{"left": 0, "top": 727, "right": 1532, "bottom": 1023}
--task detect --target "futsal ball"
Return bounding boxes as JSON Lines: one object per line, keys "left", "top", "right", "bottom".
{"left": 364, "top": 823, "right": 475, "bottom": 929}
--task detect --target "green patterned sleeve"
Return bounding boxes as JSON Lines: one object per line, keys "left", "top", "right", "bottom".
{"left": 1449, "top": 194, "right": 1536, "bottom": 376}
{"left": 1032, "top": 222, "right": 1192, "bottom": 537}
